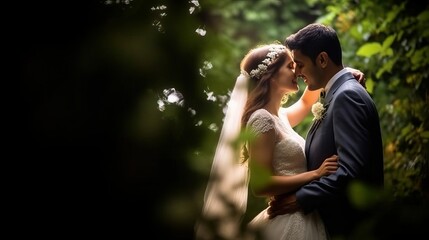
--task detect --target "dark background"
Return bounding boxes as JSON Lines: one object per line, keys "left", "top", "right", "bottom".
{"left": 16, "top": 0, "right": 195, "bottom": 237}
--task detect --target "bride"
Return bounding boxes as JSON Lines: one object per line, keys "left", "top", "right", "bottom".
{"left": 196, "top": 43, "right": 364, "bottom": 240}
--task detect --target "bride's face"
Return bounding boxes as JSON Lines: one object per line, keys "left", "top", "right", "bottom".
{"left": 272, "top": 52, "right": 298, "bottom": 93}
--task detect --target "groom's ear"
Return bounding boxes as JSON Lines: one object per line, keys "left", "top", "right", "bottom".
{"left": 317, "top": 52, "right": 329, "bottom": 69}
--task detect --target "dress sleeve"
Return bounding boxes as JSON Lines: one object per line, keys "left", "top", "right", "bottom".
{"left": 247, "top": 110, "right": 276, "bottom": 136}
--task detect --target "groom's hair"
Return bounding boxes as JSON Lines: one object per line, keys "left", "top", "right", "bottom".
{"left": 285, "top": 23, "right": 343, "bottom": 66}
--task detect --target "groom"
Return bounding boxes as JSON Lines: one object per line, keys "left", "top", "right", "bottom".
{"left": 267, "top": 23, "right": 384, "bottom": 238}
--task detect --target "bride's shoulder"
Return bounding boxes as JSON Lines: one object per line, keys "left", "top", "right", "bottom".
{"left": 249, "top": 109, "right": 273, "bottom": 121}
{"left": 247, "top": 109, "right": 276, "bottom": 133}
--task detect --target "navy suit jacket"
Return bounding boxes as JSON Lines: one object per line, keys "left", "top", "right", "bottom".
{"left": 298, "top": 71, "right": 384, "bottom": 237}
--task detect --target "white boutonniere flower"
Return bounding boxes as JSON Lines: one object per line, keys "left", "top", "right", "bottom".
{"left": 312, "top": 102, "right": 326, "bottom": 121}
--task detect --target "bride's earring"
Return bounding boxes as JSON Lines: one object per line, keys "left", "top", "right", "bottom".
{"left": 281, "top": 94, "right": 289, "bottom": 105}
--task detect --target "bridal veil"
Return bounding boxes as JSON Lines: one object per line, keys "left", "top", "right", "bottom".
{"left": 196, "top": 72, "right": 251, "bottom": 239}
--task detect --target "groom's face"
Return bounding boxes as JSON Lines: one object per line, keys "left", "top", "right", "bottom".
{"left": 291, "top": 50, "right": 323, "bottom": 91}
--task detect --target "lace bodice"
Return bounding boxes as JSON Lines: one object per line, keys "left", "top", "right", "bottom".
{"left": 247, "top": 109, "right": 307, "bottom": 176}
{"left": 246, "top": 109, "right": 327, "bottom": 240}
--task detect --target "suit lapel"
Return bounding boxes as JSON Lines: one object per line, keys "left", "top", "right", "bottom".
{"left": 305, "top": 119, "right": 319, "bottom": 159}
{"left": 324, "top": 72, "right": 355, "bottom": 104}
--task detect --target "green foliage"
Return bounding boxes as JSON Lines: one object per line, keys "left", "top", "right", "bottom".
{"left": 348, "top": 181, "right": 384, "bottom": 210}
{"left": 356, "top": 42, "right": 383, "bottom": 57}
{"left": 248, "top": 159, "right": 272, "bottom": 193}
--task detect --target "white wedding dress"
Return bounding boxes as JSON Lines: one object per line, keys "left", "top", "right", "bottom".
{"left": 246, "top": 109, "right": 327, "bottom": 240}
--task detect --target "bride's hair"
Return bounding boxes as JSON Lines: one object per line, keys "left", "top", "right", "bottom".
{"left": 240, "top": 43, "right": 288, "bottom": 162}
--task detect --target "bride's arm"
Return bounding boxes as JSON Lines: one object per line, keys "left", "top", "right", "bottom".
{"left": 283, "top": 86, "right": 321, "bottom": 128}
{"left": 248, "top": 129, "right": 338, "bottom": 197}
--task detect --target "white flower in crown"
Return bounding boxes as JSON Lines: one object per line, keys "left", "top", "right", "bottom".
{"left": 249, "top": 45, "right": 285, "bottom": 79}
{"left": 311, "top": 102, "right": 326, "bottom": 121}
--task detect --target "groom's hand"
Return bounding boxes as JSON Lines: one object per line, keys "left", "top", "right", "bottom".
{"left": 267, "top": 193, "right": 300, "bottom": 219}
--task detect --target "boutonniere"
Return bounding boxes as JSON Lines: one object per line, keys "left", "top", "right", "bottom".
{"left": 312, "top": 90, "right": 327, "bottom": 121}
{"left": 311, "top": 102, "right": 326, "bottom": 121}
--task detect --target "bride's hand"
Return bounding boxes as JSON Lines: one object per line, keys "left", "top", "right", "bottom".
{"left": 267, "top": 194, "right": 300, "bottom": 219}
{"left": 316, "top": 154, "right": 339, "bottom": 177}
{"left": 347, "top": 67, "right": 366, "bottom": 89}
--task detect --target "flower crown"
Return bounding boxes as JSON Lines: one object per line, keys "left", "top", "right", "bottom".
{"left": 249, "top": 45, "right": 286, "bottom": 79}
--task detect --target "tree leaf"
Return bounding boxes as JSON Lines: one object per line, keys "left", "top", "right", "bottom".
{"left": 357, "top": 42, "right": 382, "bottom": 57}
